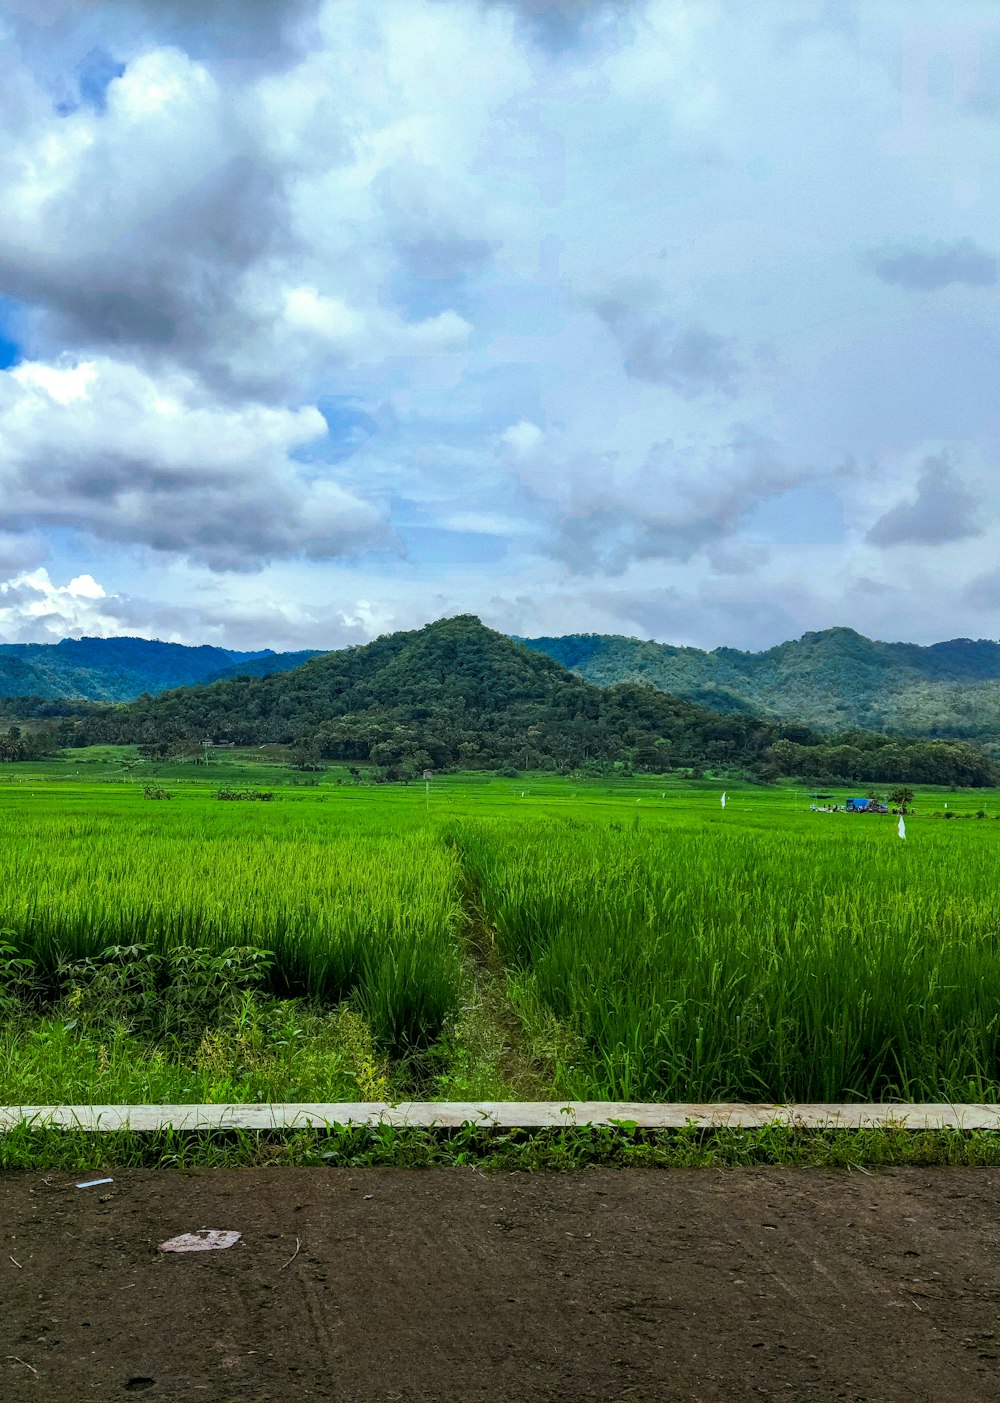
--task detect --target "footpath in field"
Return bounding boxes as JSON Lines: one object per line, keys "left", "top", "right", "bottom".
{"left": 2, "top": 1165, "right": 1000, "bottom": 1402}
{"left": 9, "top": 777, "right": 1000, "bottom": 1107}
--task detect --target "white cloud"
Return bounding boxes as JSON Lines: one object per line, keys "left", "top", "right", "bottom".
{"left": 283, "top": 286, "right": 472, "bottom": 359}
{"left": 0, "top": 568, "right": 119, "bottom": 639}
{"left": 501, "top": 420, "right": 545, "bottom": 454}
{"left": 0, "top": 355, "right": 387, "bottom": 569}
{"left": 65, "top": 573, "right": 106, "bottom": 599}
{"left": 11, "top": 360, "right": 98, "bottom": 404}
{"left": 0, "top": 0, "right": 997, "bottom": 647}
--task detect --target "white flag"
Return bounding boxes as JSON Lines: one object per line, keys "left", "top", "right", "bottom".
{"left": 721, "top": 792, "right": 727, "bottom": 808}
{"left": 898, "top": 815, "right": 906, "bottom": 840}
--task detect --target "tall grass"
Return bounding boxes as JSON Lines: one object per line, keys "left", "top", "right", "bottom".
{"left": 0, "top": 805, "right": 464, "bottom": 1048}
{"left": 453, "top": 816, "right": 1000, "bottom": 1102}
{"left": 7, "top": 777, "right": 1000, "bottom": 1101}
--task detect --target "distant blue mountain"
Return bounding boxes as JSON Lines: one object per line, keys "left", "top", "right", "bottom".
{"left": 0, "top": 636, "right": 323, "bottom": 701}
{"left": 206, "top": 651, "right": 325, "bottom": 684}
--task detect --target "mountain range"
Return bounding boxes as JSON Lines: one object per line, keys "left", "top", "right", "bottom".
{"left": 522, "top": 627, "right": 1000, "bottom": 743}
{"left": 3, "top": 624, "right": 1000, "bottom": 747}
{"left": 0, "top": 636, "right": 321, "bottom": 701}
{"left": 71, "top": 617, "right": 996, "bottom": 786}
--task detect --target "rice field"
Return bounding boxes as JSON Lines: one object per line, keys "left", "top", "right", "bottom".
{"left": 0, "top": 801, "right": 463, "bottom": 1049}
{"left": 2, "top": 755, "right": 1000, "bottom": 1104}
{"left": 453, "top": 817, "right": 1000, "bottom": 1102}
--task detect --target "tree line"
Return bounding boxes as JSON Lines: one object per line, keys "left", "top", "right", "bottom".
{"left": 58, "top": 617, "right": 998, "bottom": 786}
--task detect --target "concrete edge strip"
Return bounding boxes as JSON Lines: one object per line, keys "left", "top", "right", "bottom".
{"left": 2, "top": 1102, "right": 1000, "bottom": 1132}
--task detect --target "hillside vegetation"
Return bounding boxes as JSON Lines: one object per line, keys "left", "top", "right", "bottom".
{"left": 74, "top": 616, "right": 996, "bottom": 785}
{"left": 522, "top": 626, "right": 1000, "bottom": 743}
{"left": 0, "top": 636, "right": 321, "bottom": 701}
{"left": 11, "top": 625, "right": 1000, "bottom": 751}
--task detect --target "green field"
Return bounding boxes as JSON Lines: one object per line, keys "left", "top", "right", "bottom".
{"left": 2, "top": 749, "right": 1000, "bottom": 1107}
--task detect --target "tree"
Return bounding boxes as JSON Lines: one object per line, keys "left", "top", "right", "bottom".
{"left": 291, "top": 739, "right": 324, "bottom": 771}
{"left": 138, "top": 741, "right": 170, "bottom": 760}
{"left": 887, "top": 786, "right": 914, "bottom": 814}
{"left": 66, "top": 615, "right": 1000, "bottom": 785}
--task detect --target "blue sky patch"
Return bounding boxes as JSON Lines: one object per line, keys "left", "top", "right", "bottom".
{"left": 308, "top": 401, "right": 381, "bottom": 463}
{"left": 58, "top": 48, "right": 125, "bottom": 115}
{"left": 0, "top": 299, "right": 23, "bottom": 369}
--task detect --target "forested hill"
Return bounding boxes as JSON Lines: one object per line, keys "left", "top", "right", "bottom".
{"left": 13, "top": 626, "right": 1000, "bottom": 744}
{"left": 521, "top": 628, "right": 1000, "bottom": 741}
{"left": 0, "top": 636, "right": 322, "bottom": 701}
{"left": 75, "top": 616, "right": 996, "bottom": 785}
{"left": 206, "top": 650, "right": 322, "bottom": 684}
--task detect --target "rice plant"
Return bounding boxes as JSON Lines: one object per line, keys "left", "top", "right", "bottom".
{"left": 0, "top": 800, "right": 464, "bottom": 1049}
{"left": 6, "top": 771, "right": 1000, "bottom": 1102}
{"left": 452, "top": 814, "right": 1000, "bottom": 1102}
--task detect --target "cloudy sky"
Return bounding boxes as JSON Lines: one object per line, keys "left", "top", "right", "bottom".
{"left": 0, "top": 0, "right": 998, "bottom": 652}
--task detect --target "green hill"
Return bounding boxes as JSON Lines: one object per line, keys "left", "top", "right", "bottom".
{"left": 75, "top": 616, "right": 996, "bottom": 785}
{"left": 206, "top": 650, "right": 323, "bottom": 684}
{"left": 0, "top": 636, "right": 321, "bottom": 701}
{"left": 12, "top": 625, "right": 1000, "bottom": 746}
{"left": 521, "top": 627, "right": 1000, "bottom": 742}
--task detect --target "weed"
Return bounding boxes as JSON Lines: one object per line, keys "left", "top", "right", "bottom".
{"left": 4, "top": 1122, "right": 1000, "bottom": 1172}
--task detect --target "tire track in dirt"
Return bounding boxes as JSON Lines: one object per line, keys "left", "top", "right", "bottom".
{"left": 5, "top": 1166, "right": 1000, "bottom": 1400}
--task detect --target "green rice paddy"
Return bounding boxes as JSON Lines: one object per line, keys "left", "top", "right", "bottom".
{"left": 2, "top": 749, "right": 1000, "bottom": 1106}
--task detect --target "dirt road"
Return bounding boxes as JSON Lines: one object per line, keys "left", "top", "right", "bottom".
{"left": 2, "top": 1166, "right": 999, "bottom": 1401}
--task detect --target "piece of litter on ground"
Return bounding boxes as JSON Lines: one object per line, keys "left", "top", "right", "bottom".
{"left": 75, "top": 1178, "right": 113, "bottom": 1190}
{"left": 158, "top": 1230, "right": 241, "bottom": 1254}
{"left": 279, "top": 1237, "right": 301, "bottom": 1271}
{"left": 6, "top": 1356, "right": 38, "bottom": 1375}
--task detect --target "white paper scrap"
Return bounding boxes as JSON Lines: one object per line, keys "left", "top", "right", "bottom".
{"left": 158, "top": 1230, "right": 242, "bottom": 1254}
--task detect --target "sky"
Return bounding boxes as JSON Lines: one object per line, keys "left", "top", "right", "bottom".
{"left": 0, "top": 0, "right": 999, "bottom": 653}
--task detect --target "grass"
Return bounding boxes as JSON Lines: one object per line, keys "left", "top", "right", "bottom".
{"left": 5, "top": 1122, "right": 1000, "bottom": 1171}
{"left": 452, "top": 815, "right": 1000, "bottom": 1103}
{"left": 4, "top": 757, "right": 1000, "bottom": 1119}
{"left": 0, "top": 805, "right": 464, "bottom": 1049}
{"left": 0, "top": 1000, "right": 392, "bottom": 1106}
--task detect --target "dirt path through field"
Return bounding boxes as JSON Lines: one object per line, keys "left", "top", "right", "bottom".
{"left": 2, "top": 1166, "right": 999, "bottom": 1401}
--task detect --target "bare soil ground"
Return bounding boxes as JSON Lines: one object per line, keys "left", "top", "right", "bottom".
{"left": 2, "top": 1166, "right": 1000, "bottom": 1401}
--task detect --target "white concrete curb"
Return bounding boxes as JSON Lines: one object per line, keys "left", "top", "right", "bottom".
{"left": 2, "top": 1102, "right": 1000, "bottom": 1132}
